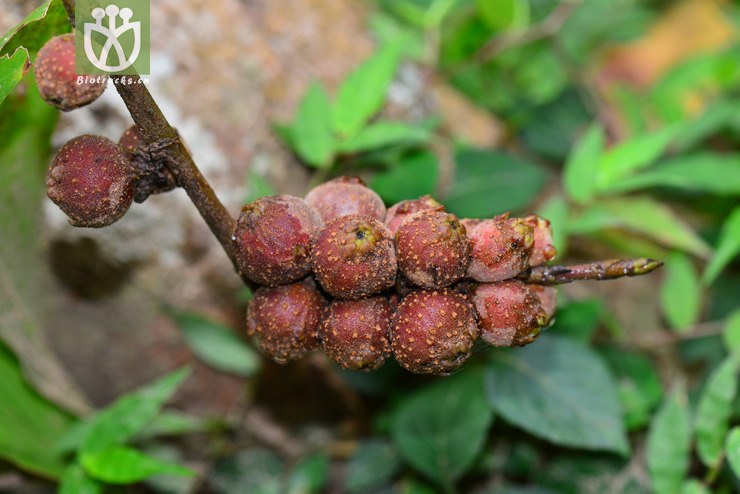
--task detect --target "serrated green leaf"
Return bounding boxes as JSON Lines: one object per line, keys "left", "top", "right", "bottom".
{"left": 703, "top": 206, "right": 740, "bottom": 285}
{"left": 599, "top": 346, "right": 663, "bottom": 431}
{"left": 695, "top": 358, "right": 738, "bottom": 468}
{"left": 0, "top": 0, "right": 70, "bottom": 57}
{"left": 81, "top": 368, "right": 190, "bottom": 454}
{"left": 81, "top": 446, "right": 194, "bottom": 484}
{"left": 723, "top": 310, "right": 740, "bottom": 357}
{"left": 0, "top": 48, "right": 30, "bottom": 106}
{"left": 647, "top": 388, "right": 692, "bottom": 494}
{"left": 292, "top": 82, "right": 334, "bottom": 167}
{"left": 660, "top": 252, "right": 701, "bottom": 332}
{"left": 445, "top": 147, "right": 548, "bottom": 218}
{"left": 371, "top": 150, "right": 438, "bottom": 204}
{"left": 59, "top": 464, "right": 102, "bottom": 494}
{"left": 337, "top": 121, "right": 432, "bottom": 154}
{"left": 392, "top": 369, "right": 492, "bottom": 490}
{"left": 568, "top": 196, "right": 712, "bottom": 258}
{"left": 345, "top": 440, "right": 402, "bottom": 494}
{"left": 603, "top": 153, "right": 740, "bottom": 195}
{"left": 595, "top": 125, "right": 678, "bottom": 190}
{"left": 726, "top": 427, "right": 740, "bottom": 478}
{"left": 173, "top": 312, "right": 260, "bottom": 377}
{"left": 485, "top": 335, "right": 629, "bottom": 455}
{"left": 563, "top": 123, "right": 603, "bottom": 204}
{"left": 332, "top": 44, "right": 401, "bottom": 137}
{"left": 0, "top": 341, "right": 74, "bottom": 479}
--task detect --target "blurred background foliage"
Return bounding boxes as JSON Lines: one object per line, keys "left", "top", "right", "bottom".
{"left": 1, "top": 0, "right": 740, "bottom": 492}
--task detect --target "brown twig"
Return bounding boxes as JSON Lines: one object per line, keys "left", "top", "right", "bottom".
{"left": 518, "top": 258, "right": 664, "bottom": 285}
{"left": 61, "top": 1, "right": 243, "bottom": 280}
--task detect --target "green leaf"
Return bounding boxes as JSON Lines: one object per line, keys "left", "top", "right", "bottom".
{"left": 723, "top": 310, "right": 740, "bottom": 357}
{"left": 80, "top": 368, "right": 190, "bottom": 454}
{"left": 647, "top": 388, "right": 692, "bottom": 494}
{"left": 568, "top": 196, "right": 712, "bottom": 258}
{"left": 337, "top": 121, "right": 432, "bottom": 154}
{"left": 0, "top": 0, "right": 69, "bottom": 57}
{"left": 445, "top": 147, "right": 548, "bottom": 219}
{"left": 345, "top": 440, "right": 402, "bottom": 494}
{"left": 599, "top": 346, "right": 663, "bottom": 431}
{"left": 603, "top": 153, "right": 740, "bottom": 195}
{"left": 536, "top": 195, "right": 569, "bottom": 257}
{"left": 391, "top": 369, "right": 493, "bottom": 489}
{"left": 680, "top": 479, "right": 710, "bottom": 494}
{"left": 660, "top": 252, "right": 700, "bottom": 332}
{"left": 703, "top": 206, "right": 740, "bottom": 285}
{"left": 173, "top": 312, "right": 260, "bottom": 377}
{"left": 210, "top": 449, "right": 284, "bottom": 494}
{"left": 81, "top": 446, "right": 194, "bottom": 484}
{"left": 0, "top": 48, "right": 30, "bottom": 106}
{"left": 476, "top": 0, "right": 529, "bottom": 30}
{"left": 563, "top": 123, "right": 603, "bottom": 204}
{"left": 726, "top": 427, "right": 740, "bottom": 478}
{"left": 134, "top": 411, "right": 207, "bottom": 441}
{"left": 59, "top": 464, "right": 102, "bottom": 494}
{"left": 371, "top": 151, "right": 439, "bottom": 204}
{"left": 485, "top": 335, "right": 629, "bottom": 454}
{"left": 595, "top": 125, "right": 678, "bottom": 190}
{"left": 332, "top": 44, "right": 401, "bottom": 137}
{"left": 287, "top": 454, "right": 329, "bottom": 494}
{"left": 292, "top": 82, "right": 335, "bottom": 167}
{"left": 695, "top": 358, "right": 738, "bottom": 468}
{"left": 0, "top": 341, "right": 74, "bottom": 479}
{"left": 549, "top": 300, "right": 603, "bottom": 342}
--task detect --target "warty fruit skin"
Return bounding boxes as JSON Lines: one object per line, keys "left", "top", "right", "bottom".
{"left": 305, "top": 176, "right": 386, "bottom": 223}
{"left": 384, "top": 195, "right": 444, "bottom": 236}
{"left": 467, "top": 216, "right": 534, "bottom": 282}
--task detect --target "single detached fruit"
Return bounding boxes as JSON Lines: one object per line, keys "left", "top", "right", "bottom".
{"left": 311, "top": 214, "right": 397, "bottom": 299}
{"left": 384, "top": 195, "right": 444, "bottom": 236}
{"left": 233, "top": 195, "right": 322, "bottom": 286}
{"left": 472, "top": 280, "right": 548, "bottom": 347}
{"left": 391, "top": 289, "right": 478, "bottom": 375}
{"left": 320, "top": 297, "right": 392, "bottom": 371}
{"left": 46, "top": 134, "right": 138, "bottom": 227}
{"left": 305, "top": 176, "right": 386, "bottom": 223}
{"left": 396, "top": 210, "right": 471, "bottom": 289}
{"left": 524, "top": 214, "right": 557, "bottom": 266}
{"left": 247, "top": 278, "right": 326, "bottom": 363}
{"left": 34, "top": 33, "right": 108, "bottom": 111}
{"left": 467, "top": 217, "right": 534, "bottom": 282}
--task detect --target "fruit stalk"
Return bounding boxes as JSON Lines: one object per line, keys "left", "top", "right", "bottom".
{"left": 517, "top": 258, "right": 664, "bottom": 285}
{"left": 61, "top": 1, "right": 243, "bottom": 278}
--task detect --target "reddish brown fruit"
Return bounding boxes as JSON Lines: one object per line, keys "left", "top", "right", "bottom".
{"left": 530, "top": 284, "right": 557, "bottom": 323}
{"left": 384, "top": 195, "right": 444, "bottom": 236}
{"left": 119, "top": 125, "right": 143, "bottom": 155}
{"left": 472, "top": 280, "right": 548, "bottom": 347}
{"left": 46, "top": 134, "right": 138, "bottom": 227}
{"left": 467, "top": 217, "right": 534, "bottom": 282}
{"left": 247, "top": 279, "right": 326, "bottom": 363}
{"left": 391, "top": 290, "right": 479, "bottom": 375}
{"left": 233, "top": 195, "right": 322, "bottom": 286}
{"left": 34, "top": 34, "right": 108, "bottom": 111}
{"left": 396, "top": 210, "right": 471, "bottom": 289}
{"left": 311, "top": 215, "right": 397, "bottom": 299}
{"left": 524, "top": 214, "right": 557, "bottom": 266}
{"left": 320, "top": 297, "right": 392, "bottom": 371}
{"left": 305, "top": 176, "right": 385, "bottom": 223}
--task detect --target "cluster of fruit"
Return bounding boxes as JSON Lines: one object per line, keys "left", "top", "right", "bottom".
{"left": 35, "top": 32, "right": 558, "bottom": 376}
{"left": 236, "top": 177, "right": 558, "bottom": 375}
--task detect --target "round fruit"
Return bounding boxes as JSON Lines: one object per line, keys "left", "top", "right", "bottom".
{"left": 119, "top": 125, "right": 143, "bottom": 155}
{"left": 467, "top": 217, "right": 534, "bottom": 282}
{"left": 34, "top": 33, "right": 108, "bottom": 111}
{"left": 233, "top": 195, "right": 322, "bottom": 286}
{"left": 524, "top": 214, "right": 557, "bottom": 266}
{"left": 46, "top": 134, "right": 138, "bottom": 227}
{"left": 247, "top": 278, "right": 326, "bottom": 363}
{"left": 396, "top": 210, "right": 470, "bottom": 289}
{"left": 311, "top": 214, "right": 397, "bottom": 299}
{"left": 305, "top": 176, "right": 385, "bottom": 223}
{"left": 320, "top": 297, "right": 392, "bottom": 371}
{"left": 391, "top": 289, "right": 478, "bottom": 375}
{"left": 384, "top": 195, "right": 444, "bottom": 236}
{"left": 472, "top": 280, "right": 547, "bottom": 347}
